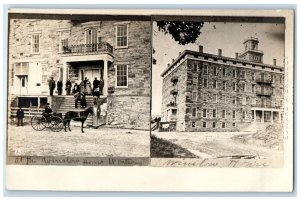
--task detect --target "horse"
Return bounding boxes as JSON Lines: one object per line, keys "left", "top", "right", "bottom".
{"left": 63, "top": 107, "right": 94, "bottom": 133}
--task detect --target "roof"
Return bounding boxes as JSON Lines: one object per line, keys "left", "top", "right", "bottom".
{"left": 161, "top": 50, "right": 284, "bottom": 77}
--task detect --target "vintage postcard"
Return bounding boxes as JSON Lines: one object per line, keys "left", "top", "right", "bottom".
{"left": 5, "top": 9, "right": 294, "bottom": 192}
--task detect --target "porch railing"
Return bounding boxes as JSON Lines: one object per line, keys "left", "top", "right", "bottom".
{"left": 63, "top": 42, "right": 113, "bottom": 55}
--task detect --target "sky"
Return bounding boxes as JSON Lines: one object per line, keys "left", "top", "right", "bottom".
{"left": 151, "top": 21, "right": 285, "bottom": 116}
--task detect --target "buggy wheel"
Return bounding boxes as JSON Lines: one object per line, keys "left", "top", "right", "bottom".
{"left": 31, "top": 115, "right": 47, "bottom": 131}
{"left": 50, "top": 116, "right": 64, "bottom": 132}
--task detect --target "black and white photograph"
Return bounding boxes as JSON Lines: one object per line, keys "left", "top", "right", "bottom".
{"left": 6, "top": 13, "right": 151, "bottom": 165}
{"left": 151, "top": 18, "right": 286, "bottom": 167}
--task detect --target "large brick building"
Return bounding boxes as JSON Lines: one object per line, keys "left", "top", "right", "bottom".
{"left": 161, "top": 37, "right": 284, "bottom": 132}
{"left": 8, "top": 18, "right": 151, "bottom": 129}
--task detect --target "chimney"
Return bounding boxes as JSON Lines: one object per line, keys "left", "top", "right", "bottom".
{"left": 199, "top": 45, "right": 203, "bottom": 53}
{"left": 218, "top": 49, "right": 222, "bottom": 56}
{"left": 235, "top": 53, "right": 239, "bottom": 59}
{"left": 273, "top": 59, "right": 277, "bottom": 66}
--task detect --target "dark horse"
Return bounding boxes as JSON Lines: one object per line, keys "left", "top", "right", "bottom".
{"left": 63, "top": 107, "right": 93, "bottom": 133}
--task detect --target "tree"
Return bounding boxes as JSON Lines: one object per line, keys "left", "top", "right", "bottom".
{"left": 156, "top": 21, "right": 204, "bottom": 45}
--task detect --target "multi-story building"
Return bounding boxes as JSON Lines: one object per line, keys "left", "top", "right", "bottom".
{"left": 8, "top": 18, "right": 151, "bottom": 129}
{"left": 161, "top": 37, "right": 284, "bottom": 131}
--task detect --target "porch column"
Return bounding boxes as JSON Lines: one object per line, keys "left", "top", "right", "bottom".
{"left": 62, "top": 62, "right": 68, "bottom": 95}
{"left": 271, "top": 111, "right": 274, "bottom": 123}
{"left": 103, "top": 60, "right": 108, "bottom": 96}
{"left": 261, "top": 110, "right": 264, "bottom": 123}
{"left": 253, "top": 110, "right": 256, "bottom": 122}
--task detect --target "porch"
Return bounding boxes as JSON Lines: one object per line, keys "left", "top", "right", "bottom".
{"left": 251, "top": 107, "right": 282, "bottom": 123}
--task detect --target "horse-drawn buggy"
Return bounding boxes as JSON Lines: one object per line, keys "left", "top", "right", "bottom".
{"left": 31, "top": 107, "right": 94, "bottom": 133}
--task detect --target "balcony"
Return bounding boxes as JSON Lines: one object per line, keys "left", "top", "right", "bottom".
{"left": 251, "top": 104, "right": 282, "bottom": 109}
{"left": 256, "top": 77, "right": 272, "bottom": 84}
{"left": 62, "top": 42, "right": 113, "bottom": 55}
{"left": 256, "top": 90, "right": 273, "bottom": 96}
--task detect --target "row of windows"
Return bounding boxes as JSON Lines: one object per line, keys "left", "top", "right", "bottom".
{"left": 192, "top": 63, "right": 283, "bottom": 83}
{"left": 191, "top": 121, "right": 229, "bottom": 128}
{"left": 191, "top": 108, "right": 248, "bottom": 119}
{"left": 29, "top": 24, "right": 128, "bottom": 54}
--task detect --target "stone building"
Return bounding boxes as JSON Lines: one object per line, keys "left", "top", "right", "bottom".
{"left": 161, "top": 37, "right": 284, "bottom": 132}
{"left": 8, "top": 18, "right": 151, "bottom": 129}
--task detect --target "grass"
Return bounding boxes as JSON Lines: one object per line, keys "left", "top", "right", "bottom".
{"left": 150, "top": 135, "right": 198, "bottom": 158}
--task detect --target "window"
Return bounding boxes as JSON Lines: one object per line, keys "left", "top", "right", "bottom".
{"left": 116, "top": 25, "right": 128, "bottom": 48}
{"left": 213, "top": 94, "right": 217, "bottom": 103}
{"left": 252, "top": 111, "right": 255, "bottom": 120}
{"left": 252, "top": 84, "right": 255, "bottom": 93}
{"left": 222, "top": 81, "right": 226, "bottom": 90}
{"left": 232, "top": 82, "right": 236, "bottom": 91}
{"left": 203, "top": 109, "right": 207, "bottom": 118}
{"left": 212, "top": 122, "right": 216, "bottom": 128}
{"left": 116, "top": 65, "right": 128, "bottom": 87}
{"left": 232, "top": 110, "right": 236, "bottom": 119}
{"left": 192, "top": 108, "right": 197, "bottom": 117}
{"left": 193, "top": 63, "right": 199, "bottom": 72}
{"left": 191, "top": 122, "right": 196, "bottom": 128}
{"left": 241, "top": 83, "right": 246, "bottom": 92}
{"left": 233, "top": 96, "right": 236, "bottom": 105}
{"left": 241, "top": 71, "right": 246, "bottom": 79}
{"left": 222, "top": 122, "right": 226, "bottom": 128}
{"left": 251, "top": 72, "right": 255, "bottom": 80}
{"left": 203, "top": 93, "right": 207, "bottom": 102}
{"left": 213, "top": 66, "right": 217, "bottom": 75}
{"left": 232, "top": 123, "right": 236, "bottom": 127}
{"left": 233, "top": 69, "right": 237, "bottom": 78}
{"left": 203, "top": 64, "right": 208, "bottom": 74}
{"left": 223, "top": 68, "right": 226, "bottom": 76}
{"left": 192, "top": 91, "right": 197, "bottom": 101}
{"left": 222, "top": 110, "right": 226, "bottom": 118}
{"left": 213, "top": 80, "right": 217, "bottom": 89}
{"left": 203, "top": 122, "right": 207, "bottom": 128}
{"left": 213, "top": 109, "right": 217, "bottom": 118}
{"left": 31, "top": 34, "right": 40, "bottom": 54}
{"left": 242, "top": 96, "right": 247, "bottom": 105}
{"left": 58, "top": 30, "right": 70, "bottom": 52}
{"left": 14, "top": 62, "right": 29, "bottom": 75}
{"left": 243, "top": 111, "right": 246, "bottom": 119}
{"left": 271, "top": 74, "right": 275, "bottom": 83}
{"left": 203, "top": 79, "right": 208, "bottom": 88}
{"left": 222, "top": 95, "right": 227, "bottom": 103}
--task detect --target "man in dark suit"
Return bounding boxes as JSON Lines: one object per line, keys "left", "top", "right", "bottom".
{"left": 99, "top": 78, "right": 104, "bottom": 95}
{"left": 49, "top": 77, "right": 56, "bottom": 96}
{"left": 65, "top": 79, "right": 72, "bottom": 95}
{"left": 16, "top": 107, "right": 24, "bottom": 126}
{"left": 57, "top": 80, "right": 63, "bottom": 95}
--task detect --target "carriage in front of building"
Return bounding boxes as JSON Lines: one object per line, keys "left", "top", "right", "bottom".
{"left": 31, "top": 113, "right": 64, "bottom": 132}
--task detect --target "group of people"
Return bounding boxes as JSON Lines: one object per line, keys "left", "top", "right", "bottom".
{"left": 48, "top": 77, "right": 104, "bottom": 98}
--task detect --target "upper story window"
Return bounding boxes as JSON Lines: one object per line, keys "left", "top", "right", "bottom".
{"left": 85, "top": 28, "right": 98, "bottom": 44}
{"left": 223, "top": 68, "right": 226, "bottom": 76}
{"left": 213, "top": 66, "right": 217, "bottom": 75}
{"left": 241, "top": 70, "right": 246, "bottom": 79}
{"left": 233, "top": 69, "right": 237, "bottom": 78}
{"left": 193, "top": 63, "right": 199, "bottom": 72}
{"left": 222, "top": 81, "right": 226, "bottom": 90}
{"left": 14, "top": 62, "right": 29, "bottom": 75}
{"left": 116, "top": 24, "right": 128, "bottom": 48}
{"left": 58, "top": 29, "right": 70, "bottom": 52}
{"left": 203, "top": 64, "right": 208, "bottom": 74}
{"left": 251, "top": 72, "right": 255, "bottom": 80}
{"left": 192, "top": 108, "right": 197, "bottom": 117}
{"left": 203, "top": 79, "right": 208, "bottom": 88}
{"left": 202, "top": 109, "right": 207, "bottom": 118}
{"left": 241, "top": 83, "right": 246, "bottom": 92}
{"left": 213, "top": 80, "right": 217, "bottom": 89}
{"left": 31, "top": 33, "right": 40, "bottom": 54}
{"left": 232, "top": 82, "right": 237, "bottom": 91}
{"left": 116, "top": 64, "right": 128, "bottom": 88}
{"left": 192, "top": 91, "right": 197, "bottom": 102}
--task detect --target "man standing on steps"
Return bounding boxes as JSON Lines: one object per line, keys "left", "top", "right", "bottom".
{"left": 65, "top": 79, "right": 72, "bottom": 95}
{"left": 57, "top": 79, "right": 63, "bottom": 95}
{"left": 49, "top": 77, "right": 56, "bottom": 96}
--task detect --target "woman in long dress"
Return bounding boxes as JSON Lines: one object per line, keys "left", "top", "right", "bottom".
{"left": 86, "top": 79, "right": 92, "bottom": 95}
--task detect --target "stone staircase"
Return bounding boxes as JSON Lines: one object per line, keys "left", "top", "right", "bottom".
{"left": 52, "top": 95, "right": 106, "bottom": 127}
